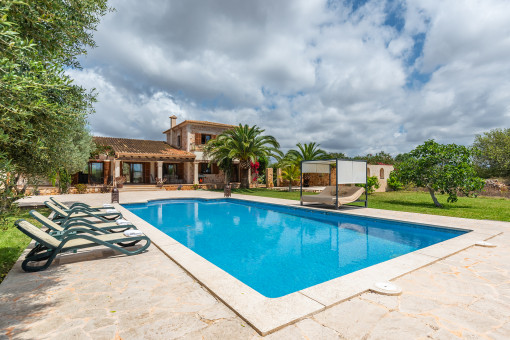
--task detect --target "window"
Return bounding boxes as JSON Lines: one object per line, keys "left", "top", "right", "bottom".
{"left": 201, "top": 134, "right": 212, "bottom": 144}
{"left": 177, "top": 135, "right": 181, "bottom": 147}
{"left": 89, "top": 162, "right": 104, "bottom": 184}
{"left": 163, "top": 163, "right": 176, "bottom": 176}
{"left": 199, "top": 163, "right": 211, "bottom": 174}
{"left": 380, "top": 168, "right": 384, "bottom": 179}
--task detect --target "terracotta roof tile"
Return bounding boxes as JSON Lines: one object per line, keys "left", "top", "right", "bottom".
{"left": 93, "top": 137, "right": 195, "bottom": 159}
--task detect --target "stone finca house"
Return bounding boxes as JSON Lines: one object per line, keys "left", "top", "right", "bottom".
{"left": 72, "top": 116, "right": 239, "bottom": 190}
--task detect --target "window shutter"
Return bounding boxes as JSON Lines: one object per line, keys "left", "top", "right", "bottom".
{"left": 195, "top": 133, "right": 201, "bottom": 145}
{"left": 177, "top": 164, "right": 184, "bottom": 179}
{"left": 212, "top": 163, "right": 219, "bottom": 174}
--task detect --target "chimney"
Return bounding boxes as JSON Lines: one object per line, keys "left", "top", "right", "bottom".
{"left": 169, "top": 115, "right": 177, "bottom": 129}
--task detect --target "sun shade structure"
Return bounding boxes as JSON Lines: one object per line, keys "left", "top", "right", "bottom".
{"left": 300, "top": 159, "right": 368, "bottom": 209}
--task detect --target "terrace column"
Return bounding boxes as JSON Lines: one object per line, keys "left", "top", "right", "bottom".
{"left": 114, "top": 160, "right": 121, "bottom": 178}
{"left": 157, "top": 161, "right": 163, "bottom": 180}
{"left": 193, "top": 162, "right": 199, "bottom": 185}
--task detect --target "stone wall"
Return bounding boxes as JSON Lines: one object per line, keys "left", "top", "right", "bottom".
{"left": 265, "top": 168, "right": 273, "bottom": 188}
{"left": 367, "top": 164, "right": 394, "bottom": 192}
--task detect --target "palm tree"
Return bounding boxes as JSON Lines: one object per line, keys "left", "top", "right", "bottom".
{"left": 287, "top": 142, "right": 328, "bottom": 186}
{"left": 281, "top": 163, "right": 300, "bottom": 192}
{"left": 203, "top": 136, "right": 234, "bottom": 184}
{"left": 205, "top": 124, "right": 282, "bottom": 188}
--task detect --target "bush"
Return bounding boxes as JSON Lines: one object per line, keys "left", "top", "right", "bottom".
{"left": 75, "top": 184, "right": 87, "bottom": 194}
{"left": 387, "top": 170, "right": 403, "bottom": 191}
{"left": 357, "top": 176, "right": 380, "bottom": 194}
{"left": 0, "top": 157, "right": 23, "bottom": 229}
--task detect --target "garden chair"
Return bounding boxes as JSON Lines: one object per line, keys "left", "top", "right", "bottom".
{"left": 45, "top": 201, "right": 122, "bottom": 223}
{"left": 15, "top": 219, "right": 150, "bottom": 272}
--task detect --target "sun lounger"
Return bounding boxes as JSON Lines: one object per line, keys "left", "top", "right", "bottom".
{"left": 49, "top": 197, "right": 114, "bottom": 211}
{"left": 15, "top": 220, "right": 150, "bottom": 272}
{"left": 30, "top": 211, "right": 135, "bottom": 236}
{"left": 45, "top": 201, "right": 121, "bottom": 223}
{"left": 301, "top": 186, "right": 365, "bottom": 208}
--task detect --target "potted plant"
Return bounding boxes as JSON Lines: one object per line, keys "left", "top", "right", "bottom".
{"left": 115, "top": 176, "right": 126, "bottom": 188}
{"left": 156, "top": 177, "right": 167, "bottom": 188}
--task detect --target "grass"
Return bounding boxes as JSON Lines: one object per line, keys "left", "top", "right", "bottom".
{"left": 225, "top": 188, "right": 510, "bottom": 222}
{"left": 0, "top": 207, "right": 50, "bottom": 283}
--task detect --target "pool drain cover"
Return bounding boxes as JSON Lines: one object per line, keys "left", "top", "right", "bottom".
{"left": 371, "top": 281, "right": 402, "bottom": 296}
{"left": 475, "top": 241, "right": 496, "bottom": 248}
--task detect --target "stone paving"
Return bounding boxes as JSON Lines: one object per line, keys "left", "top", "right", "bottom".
{"left": 1, "top": 191, "right": 509, "bottom": 339}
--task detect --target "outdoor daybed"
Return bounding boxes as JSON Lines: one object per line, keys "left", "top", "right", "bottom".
{"left": 301, "top": 185, "right": 365, "bottom": 207}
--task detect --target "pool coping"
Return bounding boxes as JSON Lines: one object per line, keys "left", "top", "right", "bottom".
{"left": 113, "top": 194, "right": 504, "bottom": 336}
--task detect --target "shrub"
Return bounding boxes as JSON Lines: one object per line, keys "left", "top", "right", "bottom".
{"left": 75, "top": 184, "right": 87, "bottom": 194}
{"left": 357, "top": 176, "right": 380, "bottom": 194}
{"left": 387, "top": 170, "right": 403, "bottom": 191}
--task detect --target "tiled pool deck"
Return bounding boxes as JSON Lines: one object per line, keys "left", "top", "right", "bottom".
{"left": 2, "top": 191, "right": 509, "bottom": 339}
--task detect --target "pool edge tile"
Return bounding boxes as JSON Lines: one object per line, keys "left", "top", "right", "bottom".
{"left": 114, "top": 196, "right": 507, "bottom": 336}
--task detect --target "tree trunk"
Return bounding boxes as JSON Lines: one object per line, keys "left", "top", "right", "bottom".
{"left": 427, "top": 186, "right": 442, "bottom": 208}
{"left": 288, "top": 182, "right": 292, "bottom": 192}
{"left": 240, "top": 168, "right": 249, "bottom": 188}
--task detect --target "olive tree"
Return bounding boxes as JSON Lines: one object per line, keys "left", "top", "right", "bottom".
{"left": 0, "top": 0, "right": 109, "bottom": 217}
{"left": 396, "top": 140, "right": 484, "bottom": 207}
{"left": 473, "top": 128, "right": 510, "bottom": 178}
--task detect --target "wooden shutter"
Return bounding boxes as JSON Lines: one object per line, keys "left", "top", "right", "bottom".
{"left": 177, "top": 163, "right": 184, "bottom": 179}
{"left": 211, "top": 134, "right": 217, "bottom": 140}
{"left": 212, "top": 163, "right": 219, "bottom": 174}
{"left": 103, "top": 161, "right": 111, "bottom": 184}
{"left": 195, "top": 133, "right": 201, "bottom": 145}
{"left": 143, "top": 163, "right": 151, "bottom": 184}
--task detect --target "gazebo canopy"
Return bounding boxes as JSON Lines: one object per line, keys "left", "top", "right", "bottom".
{"left": 301, "top": 159, "right": 367, "bottom": 184}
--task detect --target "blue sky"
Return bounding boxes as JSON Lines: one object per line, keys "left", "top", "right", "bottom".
{"left": 70, "top": 0, "right": 510, "bottom": 156}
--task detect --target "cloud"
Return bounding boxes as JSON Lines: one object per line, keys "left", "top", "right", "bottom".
{"left": 71, "top": 0, "right": 510, "bottom": 156}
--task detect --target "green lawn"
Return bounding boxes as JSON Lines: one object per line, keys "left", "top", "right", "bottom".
{"left": 0, "top": 208, "right": 49, "bottom": 283}
{"left": 226, "top": 188, "right": 510, "bottom": 222}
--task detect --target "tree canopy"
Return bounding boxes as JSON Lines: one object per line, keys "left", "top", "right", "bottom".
{"left": 205, "top": 124, "right": 281, "bottom": 188}
{"left": 395, "top": 140, "right": 484, "bottom": 207}
{"left": 354, "top": 151, "right": 394, "bottom": 165}
{"left": 0, "top": 0, "right": 110, "bottom": 179}
{"left": 473, "top": 128, "right": 510, "bottom": 178}
{"left": 287, "top": 142, "right": 328, "bottom": 164}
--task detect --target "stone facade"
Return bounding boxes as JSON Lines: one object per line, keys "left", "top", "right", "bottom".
{"left": 266, "top": 168, "right": 274, "bottom": 188}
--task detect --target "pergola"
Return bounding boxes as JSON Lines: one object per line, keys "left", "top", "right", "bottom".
{"left": 300, "top": 159, "right": 368, "bottom": 209}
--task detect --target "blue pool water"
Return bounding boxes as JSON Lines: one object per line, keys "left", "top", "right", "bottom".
{"left": 123, "top": 199, "right": 468, "bottom": 298}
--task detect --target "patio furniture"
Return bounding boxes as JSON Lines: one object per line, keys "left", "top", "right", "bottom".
{"left": 45, "top": 201, "right": 122, "bottom": 223}
{"left": 30, "top": 211, "right": 136, "bottom": 235}
{"left": 300, "top": 159, "right": 368, "bottom": 209}
{"left": 50, "top": 197, "right": 112, "bottom": 211}
{"left": 301, "top": 186, "right": 365, "bottom": 207}
{"left": 15, "top": 219, "right": 151, "bottom": 272}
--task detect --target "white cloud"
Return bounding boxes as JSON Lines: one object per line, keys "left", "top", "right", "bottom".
{"left": 72, "top": 0, "right": 510, "bottom": 156}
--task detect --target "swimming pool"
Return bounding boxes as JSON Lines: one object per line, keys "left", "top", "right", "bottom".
{"left": 123, "top": 198, "right": 468, "bottom": 298}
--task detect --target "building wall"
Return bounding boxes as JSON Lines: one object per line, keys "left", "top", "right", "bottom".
{"left": 367, "top": 164, "right": 394, "bottom": 192}
{"left": 165, "top": 123, "right": 231, "bottom": 155}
